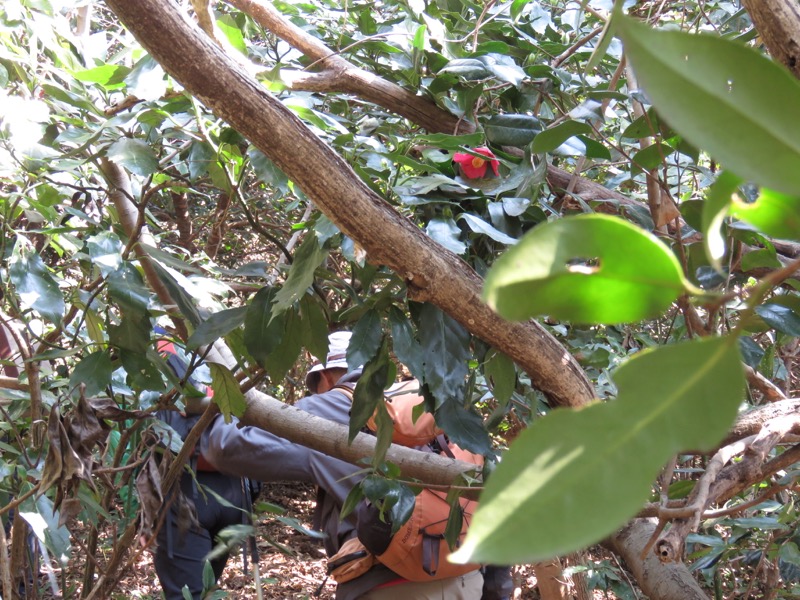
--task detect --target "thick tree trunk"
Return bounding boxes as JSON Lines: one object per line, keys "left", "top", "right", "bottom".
{"left": 742, "top": 0, "right": 800, "bottom": 79}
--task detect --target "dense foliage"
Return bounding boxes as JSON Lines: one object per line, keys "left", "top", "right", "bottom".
{"left": 1, "top": 0, "right": 800, "bottom": 597}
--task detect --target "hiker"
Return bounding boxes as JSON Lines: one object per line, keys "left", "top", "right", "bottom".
{"left": 200, "top": 330, "right": 497, "bottom": 599}
{"left": 151, "top": 331, "right": 257, "bottom": 600}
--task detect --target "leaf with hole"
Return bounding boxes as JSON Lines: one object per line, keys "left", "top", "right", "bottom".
{"left": 483, "top": 214, "right": 687, "bottom": 324}
{"left": 731, "top": 189, "right": 800, "bottom": 242}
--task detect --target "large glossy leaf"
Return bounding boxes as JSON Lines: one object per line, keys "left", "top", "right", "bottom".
{"left": 298, "top": 293, "right": 329, "bottom": 363}
{"left": 272, "top": 234, "right": 328, "bottom": 316}
{"left": 107, "top": 263, "right": 151, "bottom": 318}
{"left": 348, "top": 309, "right": 383, "bottom": 369}
{"left": 105, "top": 138, "right": 158, "bottom": 177}
{"left": 731, "top": 189, "right": 800, "bottom": 242}
{"left": 70, "top": 350, "right": 113, "bottom": 397}
{"left": 417, "top": 303, "right": 470, "bottom": 402}
{"left": 426, "top": 217, "right": 466, "bottom": 255}
{"left": 389, "top": 307, "right": 424, "bottom": 380}
{"left": 350, "top": 337, "right": 390, "bottom": 442}
{"left": 149, "top": 260, "right": 202, "bottom": 327}
{"left": 617, "top": 14, "right": 800, "bottom": 196}
{"left": 435, "top": 399, "right": 491, "bottom": 456}
{"left": 484, "top": 114, "right": 542, "bottom": 147}
{"left": 187, "top": 307, "right": 248, "bottom": 349}
{"left": 243, "top": 287, "right": 284, "bottom": 365}
{"left": 483, "top": 214, "right": 687, "bottom": 324}
{"left": 263, "top": 307, "right": 303, "bottom": 382}
{"left": 208, "top": 363, "right": 247, "bottom": 423}
{"left": 755, "top": 304, "right": 800, "bottom": 337}
{"left": 9, "top": 241, "right": 65, "bottom": 324}
{"left": 452, "top": 336, "right": 745, "bottom": 564}
{"left": 460, "top": 213, "right": 518, "bottom": 245}
{"left": 86, "top": 231, "right": 123, "bottom": 276}
{"left": 484, "top": 349, "right": 515, "bottom": 407}
{"left": 531, "top": 120, "right": 592, "bottom": 154}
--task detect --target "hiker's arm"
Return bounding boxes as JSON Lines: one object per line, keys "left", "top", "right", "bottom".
{"left": 201, "top": 411, "right": 361, "bottom": 506}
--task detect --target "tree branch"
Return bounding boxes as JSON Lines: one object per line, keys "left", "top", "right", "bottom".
{"left": 103, "top": 0, "right": 594, "bottom": 410}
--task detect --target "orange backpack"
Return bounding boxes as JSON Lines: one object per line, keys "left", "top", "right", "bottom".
{"left": 329, "top": 380, "right": 482, "bottom": 582}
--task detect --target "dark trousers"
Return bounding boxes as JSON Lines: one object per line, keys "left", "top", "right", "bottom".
{"left": 154, "top": 470, "right": 246, "bottom": 600}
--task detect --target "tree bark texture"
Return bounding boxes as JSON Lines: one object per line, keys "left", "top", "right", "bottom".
{"left": 102, "top": 0, "right": 594, "bottom": 410}
{"left": 742, "top": 0, "right": 800, "bottom": 79}
{"left": 605, "top": 519, "right": 709, "bottom": 600}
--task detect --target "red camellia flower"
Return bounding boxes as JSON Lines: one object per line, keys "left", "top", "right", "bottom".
{"left": 453, "top": 147, "right": 500, "bottom": 179}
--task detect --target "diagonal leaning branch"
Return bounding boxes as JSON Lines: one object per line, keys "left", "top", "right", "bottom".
{"left": 103, "top": 0, "right": 594, "bottom": 410}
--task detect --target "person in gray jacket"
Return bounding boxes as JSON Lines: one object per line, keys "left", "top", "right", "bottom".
{"left": 200, "top": 331, "right": 485, "bottom": 599}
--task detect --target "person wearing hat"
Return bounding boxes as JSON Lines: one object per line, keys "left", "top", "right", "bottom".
{"left": 200, "top": 331, "right": 486, "bottom": 599}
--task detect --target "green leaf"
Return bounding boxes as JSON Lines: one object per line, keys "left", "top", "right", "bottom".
{"left": 389, "top": 307, "right": 424, "bottom": 380}
{"left": 620, "top": 110, "right": 660, "bottom": 139}
{"left": 371, "top": 400, "right": 394, "bottom": 467}
{"left": 460, "top": 214, "right": 518, "bottom": 245}
{"left": 72, "top": 64, "right": 129, "bottom": 87}
{"left": 263, "top": 307, "right": 303, "bottom": 382}
{"left": 243, "top": 287, "right": 285, "bottom": 365}
{"left": 435, "top": 399, "right": 491, "bottom": 456}
{"left": 298, "top": 294, "right": 329, "bottom": 362}
{"left": 417, "top": 304, "right": 470, "bottom": 402}
{"left": 272, "top": 235, "right": 327, "bottom": 316}
{"left": 453, "top": 336, "right": 744, "bottom": 564}
{"left": 484, "top": 350, "right": 515, "bottom": 407}
{"left": 208, "top": 363, "right": 247, "bottom": 423}
{"left": 109, "top": 313, "right": 151, "bottom": 353}
{"left": 414, "top": 132, "right": 485, "bottom": 150}
{"left": 217, "top": 14, "right": 247, "bottom": 54}
{"left": 125, "top": 55, "right": 167, "bottom": 102}
{"left": 247, "top": 146, "right": 289, "bottom": 192}
{"left": 348, "top": 309, "right": 382, "bottom": 369}
{"left": 120, "top": 348, "right": 165, "bottom": 391}
{"left": 105, "top": 138, "right": 158, "bottom": 177}
{"left": 617, "top": 14, "right": 800, "bottom": 196}
{"left": 702, "top": 172, "right": 741, "bottom": 272}
{"left": 187, "top": 307, "right": 248, "bottom": 349}
{"left": 362, "top": 476, "right": 416, "bottom": 534}
{"left": 149, "top": 260, "right": 202, "bottom": 327}
{"left": 741, "top": 247, "right": 781, "bottom": 272}
{"left": 484, "top": 114, "right": 542, "bottom": 147}
{"left": 107, "top": 263, "right": 151, "bottom": 318}
{"left": 70, "top": 350, "right": 113, "bottom": 397}
{"left": 755, "top": 304, "right": 800, "bottom": 337}
{"left": 86, "top": 231, "right": 124, "bottom": 277}
{"left": 188, "top": 142, "right": 215, "bottom": 181}
{"left": 630, "top": 142, "right": 672, "bottom": 172}
{"left": 483, "top": 214, "right": 687, "bottom": 324}
{"left": 439, "top": 58, "right": 492, "bottom": 80}
{"left": 20, "top": 494, "right": 71, "bottom": 566}
{"left": 9, "top": 240, "right": 65, "bottom": 324}
{"left": 531, "top": 120, "right": 592, "bottom": 154}
{"left": 731, "top": 189, "right": 800, "bottom": 242}
{"left": 426, "top": 217, "right": 466, "bottom": 255}
{"left": 350, "top": 338, "right": 390, "bottom": 442}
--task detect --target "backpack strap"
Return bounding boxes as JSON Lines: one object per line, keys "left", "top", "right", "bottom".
{"left": 422, "top": 532, "right": 442, "bottom": 576}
